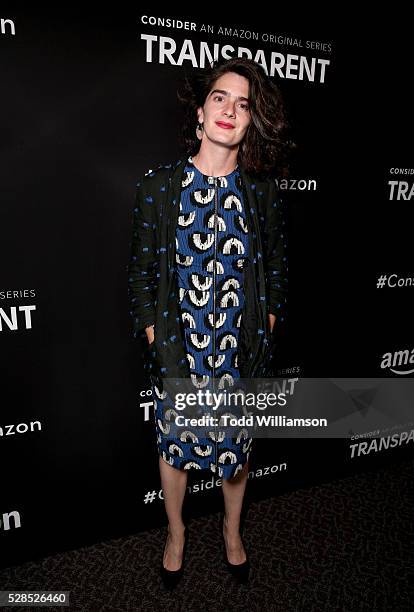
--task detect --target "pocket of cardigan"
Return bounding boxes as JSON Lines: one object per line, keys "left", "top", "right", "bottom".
{"left": 145, "top": 338, "right": 155, "bottom": 362}
{"left": 145, "top": 337, "right": 162, "bottom": 383}
{"left": 256, "top": 331, "right": 278, "bottom": 377}
{"left": 145, "top": 325, "right": 156, "bottom": 362}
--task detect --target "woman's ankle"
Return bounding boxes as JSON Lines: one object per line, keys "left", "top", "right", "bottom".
{"left": 167, "top": 522, "right": 186, "bottom": 539}
{"left": 223, "top": 515, "right": 240, "bottom": 537}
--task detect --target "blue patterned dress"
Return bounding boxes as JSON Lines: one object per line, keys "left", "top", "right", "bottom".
{"left": 153, "top": 156, "right": 253, "bottom": 480}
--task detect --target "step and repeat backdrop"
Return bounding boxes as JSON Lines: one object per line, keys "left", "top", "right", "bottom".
{"left": 1, "top": 12, "right": 413, "bottom": 568}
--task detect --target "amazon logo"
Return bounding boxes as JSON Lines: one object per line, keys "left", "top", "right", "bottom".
{"left": 380, "top": 348, "right": 414, "bottom": 375}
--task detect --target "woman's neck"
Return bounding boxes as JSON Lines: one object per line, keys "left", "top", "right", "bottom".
{"left": 191, "top": 144, "right": 238, "bottom": 177}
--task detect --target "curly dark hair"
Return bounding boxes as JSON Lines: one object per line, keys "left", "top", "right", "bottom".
{"left": 177, "top": 57, "right": 294, "bottom": 178}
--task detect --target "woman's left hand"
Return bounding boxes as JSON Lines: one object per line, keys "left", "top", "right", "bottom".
{"left": 269, "top": 313, "right": 276, "bottom": 333}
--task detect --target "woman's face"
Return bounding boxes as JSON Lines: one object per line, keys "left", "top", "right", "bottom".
{"left": 197, "top": 71, "right": 251, "bottom": 149}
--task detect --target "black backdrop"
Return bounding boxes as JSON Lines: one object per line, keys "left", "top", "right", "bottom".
{"left": 1, "top": 12, "right": 413, "bottom": 569}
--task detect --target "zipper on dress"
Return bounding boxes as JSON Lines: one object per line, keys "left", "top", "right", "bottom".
{"left": 213, "top": 177, "right": 219, "bottom": 475}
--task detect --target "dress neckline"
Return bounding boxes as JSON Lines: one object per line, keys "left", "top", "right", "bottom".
{"left": 187, "top": 155, "right": 238, "bottom": 180}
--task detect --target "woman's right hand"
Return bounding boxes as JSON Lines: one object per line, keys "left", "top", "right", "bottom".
{"left": 145, "top": 324, "right": 155, "bottom": 345}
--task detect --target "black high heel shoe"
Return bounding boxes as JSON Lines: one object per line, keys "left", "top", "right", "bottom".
{"left": 220, "top": 514, "right": 250, "bottom": 584}
{"left": 160, "top": 526, "right": 188, "bottom": 590}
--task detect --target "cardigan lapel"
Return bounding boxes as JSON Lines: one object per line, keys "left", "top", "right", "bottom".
{"left": 239, "top": 167, "right": 267, "bottom": 333}
{"left": 167, "top": 159, "right": 187, "bottom": 279}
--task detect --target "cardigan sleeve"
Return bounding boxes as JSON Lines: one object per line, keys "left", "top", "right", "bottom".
{"left": 263, "top": 178, "right": 288, "bottom": 322}
{"left": 127, "top": 178, "right": 158, "bottom": 337}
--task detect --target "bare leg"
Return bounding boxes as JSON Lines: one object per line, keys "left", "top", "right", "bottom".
{"left": 159, "top": 456, "right": 188, "bottom": 570}
{"left": 221, "top": 461, "right": 249, "bottom": 564}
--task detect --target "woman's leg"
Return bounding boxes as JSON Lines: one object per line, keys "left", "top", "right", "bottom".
{"left": 159, "top": 456, "right": 188, "bottom": 570}
{"left": 221, "top": 461, "right": 249, "bottom": 564}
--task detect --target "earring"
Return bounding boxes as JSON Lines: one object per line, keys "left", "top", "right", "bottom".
{"left": 196, "top": 121, "right": 204, "bottom": 140}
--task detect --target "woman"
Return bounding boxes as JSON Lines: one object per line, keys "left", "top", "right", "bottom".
{"left": 128, "top": 57, "right": 289, "bottom": 588}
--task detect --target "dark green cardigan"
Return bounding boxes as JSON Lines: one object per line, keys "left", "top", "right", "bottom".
{"left": 127, "top": 158, "right": 287, "bottom": 380}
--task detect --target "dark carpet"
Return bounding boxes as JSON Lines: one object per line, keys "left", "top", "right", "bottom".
{"left": 0, "top": 458, "right": 413, "bottom": 611}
